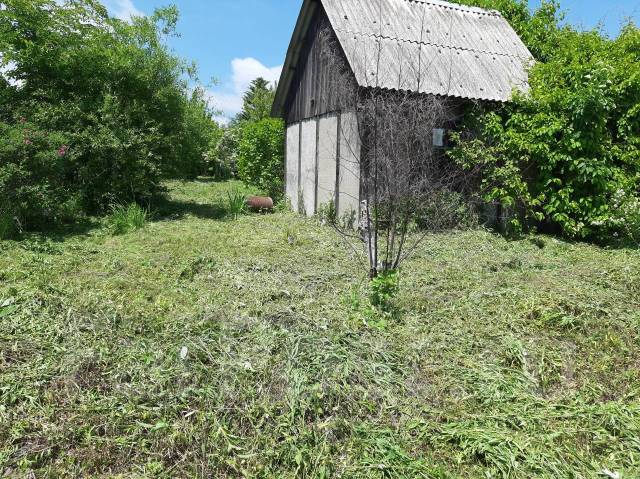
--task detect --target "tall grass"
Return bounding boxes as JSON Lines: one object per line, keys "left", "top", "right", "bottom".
{"left": 227, "top": 189, "right": 246, "bottom": 220}
{"left": 108, "top": 203, "right": 148, "bottom": 235}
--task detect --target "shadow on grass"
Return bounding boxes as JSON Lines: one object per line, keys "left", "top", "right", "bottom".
{"left": 152, "top": 197, "right": 228, "bottom": 222}
{"left": 2, "top": 217, "right": 104, "bottom": 248}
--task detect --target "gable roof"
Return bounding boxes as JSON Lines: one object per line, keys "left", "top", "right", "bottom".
{"left": 272, "top": 0, "right": 533, "bottom": 117}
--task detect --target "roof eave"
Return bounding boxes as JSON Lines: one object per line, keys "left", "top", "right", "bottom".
{"left": 271, "top": 0, "right": 319, "bottom": 119}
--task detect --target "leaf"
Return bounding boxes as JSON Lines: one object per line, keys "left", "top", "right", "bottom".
{"left": 0, "top": 305, "right": 18, "bottom": 319}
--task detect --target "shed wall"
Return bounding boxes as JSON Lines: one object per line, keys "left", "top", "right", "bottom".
{"left": 285, "top": 111, "right": 361, "bottom": 219}
{"left": 286, "top": 124, "right": 301, "bottom": 212}
{"left": 284, "top": 6, "right": 355, "bottom": 124}
{"left": 300, "top": 119, "right": 318, "bottom": 216}
{"left": 337, "top": 111, "right": 361, "bottom": 218}
{"left": 317, "top": 113, "right": 339, "bottom": 208}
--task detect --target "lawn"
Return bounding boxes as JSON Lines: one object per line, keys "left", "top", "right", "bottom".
{"left": 1, "top": 179, "right": 639, "bottom": 478}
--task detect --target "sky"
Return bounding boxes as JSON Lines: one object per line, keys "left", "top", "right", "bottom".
{"left": 102, "top": 0, "right": 639, "bottom": 121}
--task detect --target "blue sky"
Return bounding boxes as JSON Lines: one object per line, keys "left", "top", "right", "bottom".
{"left": 103, "top": 0, "right": 639, "bottom": 120}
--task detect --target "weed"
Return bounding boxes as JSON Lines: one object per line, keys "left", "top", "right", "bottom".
{"left": 108, "top": 203, "right": 148, "bottom": 235}
{"left": 226, "top": 189, "right": 246, "bottom": 220}
{"left": 317, "top": 201, "right": 338, "bottom": 226}
{"left": 369, "top": 270, "right": 400, "bottom": 313}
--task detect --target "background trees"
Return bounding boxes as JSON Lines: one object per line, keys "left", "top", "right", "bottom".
{"left": 0, "top": 0, "right": 217, "bottom": 235}
{"left": 210, "top": 77, "right": 285, "bottom": 201}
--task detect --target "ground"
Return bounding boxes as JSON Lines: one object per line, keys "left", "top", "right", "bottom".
{"left": 1, "top": 179, "right": 639, "bottom": 478}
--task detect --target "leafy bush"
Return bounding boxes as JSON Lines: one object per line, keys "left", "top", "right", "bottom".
{"left": 108, "top": 203, "right": 148, "bottom": 235}
{"left": 204, "top": 127, "right": 238, "bottom": 180}
{"left": 0, "top": 209, "right": 16, "bottom": 240}
{"left": 450, "top": 1, "right": 640, "bottom": 241}
{"left": 369, "top": 270, "right": 400, "bottom": 313}
{"left": 0, "top": 1, "right": 217, "bottom": 229}
{"left": 236, "top": 118, "right": 285, "bottom": 200}
{"left": 601, "top": 189, "right": 640, "bottom": 246}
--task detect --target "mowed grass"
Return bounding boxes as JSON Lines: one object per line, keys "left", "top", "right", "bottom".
{"left": 1, "top": 179, "right": 639, "bottom": 478}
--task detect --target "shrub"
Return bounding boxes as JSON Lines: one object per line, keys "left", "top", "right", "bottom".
{"left": 369, "top": 270, "right": 400, "bottom": 313}
{"left": 0, "top": 209, "right": 16, "bottom": 240}
{"left": 449, "top": 2, "right": 640, "bottom": 241}
{"left": 108, "top": 203, "right": 148, "bottom": 235}
{"left": 204, "top": 127, "right": 238, "bottom": 180}
{"left": 236, "top": 118, "right": 285, "bottom": 200}
{"left": 600, "top": 190, "right": 640, "bottom": 245}
{"left": 0, "top": 1, "right": 217, "bottom": 229}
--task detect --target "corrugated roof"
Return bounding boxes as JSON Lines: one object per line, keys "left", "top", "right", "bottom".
{"left": 324, "top": 0, "right": 532, "bottom": 101}
{"left": 272, "top": 0, "right": 533, "bottom": 117}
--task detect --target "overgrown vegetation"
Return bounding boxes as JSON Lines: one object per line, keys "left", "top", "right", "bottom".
{"left": 237, "top": 118, "right": 285, "bottom": 201}
{"left": 210, "top": 78, "right": 286, "bottom": 199}
{"left": 0, "top": 0, "right": 218, "bottom": 231}
{"left": 226, "top": 189, "right": 246, "bottom": 220}
{"left": 452, "top": 0, "right": 640, "bottom": 243}
{"left": 1, "top": 179, "right": 639, "bottom": 477}
{"left": 108, "top": 203, "right": 148, "bottom": 236}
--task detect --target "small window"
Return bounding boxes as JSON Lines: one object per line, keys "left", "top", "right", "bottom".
{"left": 433, "top": 128, "right": 445, "bottom": 147}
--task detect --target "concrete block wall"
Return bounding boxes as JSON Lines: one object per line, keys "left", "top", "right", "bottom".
{"left": 337, "top": 111, "right": 361, "bottom": 218}
{"left": 285, "top": 111, "right": 360, "bottom": 219}
{"left": 285, "top": 124, "right": 300, "bottom": 213}
{"left": 300, "top": 119, "right": 317, "bottom": 216}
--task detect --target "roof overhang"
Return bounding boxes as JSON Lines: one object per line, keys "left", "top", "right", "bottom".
{"left": 271, "top": 0, "right": 319, "bottom": 119}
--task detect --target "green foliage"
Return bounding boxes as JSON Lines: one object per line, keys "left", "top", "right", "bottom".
{"left": 237, "top": 118, "right": 285, "bottom": 200}
{"left": 369, "top": 270, "right": 400, "bottom": 312}
{"left": 173, "top": 88, "right": 221, "bottom": 179}
{"left": 237, "top": 77, "right": 276, "bottom": 123}
{"left": 0, "top": 0, "right": 217, "bottom": 230}
{"left": 226, "top": 189, "right": 246, "bottom": 220}
{"left": 204, "top": 126, "right": 238, "bottom": 180}
{"left": 450, "top": 1, "right": 640, "bottom": 241}
{"left": 108, "top": 203, "right": 148, "bottom": 235}
{"left": 0, "top": 209, "right": 16, "bottom": 240}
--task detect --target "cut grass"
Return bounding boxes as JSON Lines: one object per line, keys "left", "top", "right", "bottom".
{"left": 0, "top": 178, "right": 639, "bottom": 477}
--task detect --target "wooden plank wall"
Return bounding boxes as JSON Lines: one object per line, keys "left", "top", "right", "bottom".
{"left": 284, "top": 6, "right": 354, "bottom": 125}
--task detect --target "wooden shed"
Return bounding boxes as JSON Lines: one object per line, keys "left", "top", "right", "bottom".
{"left": 272, "top": 0, "right": 532, "bottom": 217}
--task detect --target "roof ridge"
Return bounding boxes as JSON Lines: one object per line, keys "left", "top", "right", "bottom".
{"left": 405, "top": 0, "right": 502, "bottom": 17}
{"left": 334, "top": 28, "right": 531, "bottom": 60}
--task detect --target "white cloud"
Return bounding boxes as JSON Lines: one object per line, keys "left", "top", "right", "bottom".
{"left": 102, "top": 0, "right": 144, "bottom": 21}
{"left": 208, "top": 57, "right": 282, "bottom": 122}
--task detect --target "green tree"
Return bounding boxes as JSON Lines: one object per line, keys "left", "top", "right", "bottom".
{"left": 0, "top": 0, "right": 217, "bottom": 230}
{"left": 237, "top": 77, "right": 276, "bottom": 123}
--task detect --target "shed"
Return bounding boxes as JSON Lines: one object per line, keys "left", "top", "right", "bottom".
{"left": 272, "top": 0, "right": 532, "bottom": 217}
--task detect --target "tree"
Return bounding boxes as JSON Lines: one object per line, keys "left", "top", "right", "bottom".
{"left": 0, "top": 0, "right": 217, "bottom": 231}
{"left": 236, "top": 118, "right": 284, "bottom": 200}
{"left": 237, "top": 77, "right": 276, "bottom": 123}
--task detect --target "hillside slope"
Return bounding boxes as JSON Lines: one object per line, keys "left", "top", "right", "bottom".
{"left": 1, "top": 179, "right": 639, "bottom": 478}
